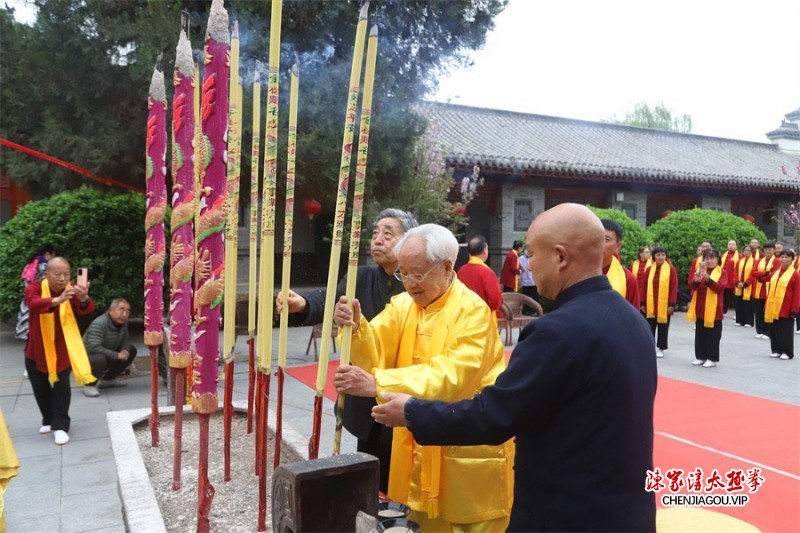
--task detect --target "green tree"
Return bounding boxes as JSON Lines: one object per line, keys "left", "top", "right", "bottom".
{"left": 0, "top": 187, "right": 161, "bottom": 321}
{"left": 609, "top": 102, "right": 692, "bottom": 133}
{"left": 1, "top": 0, "right": 507, "bottom": 211}
{"left": 365, "top": 119, "right": 468, "bottom": 239}
{"left": 587, "top": 206, "right": 652, "bottom": 266}
{"left": 648, "top": 208, "right": 767, "bottom": 290}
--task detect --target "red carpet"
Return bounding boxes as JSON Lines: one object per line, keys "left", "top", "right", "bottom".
{"left": 654, "top": 376, "right": 800, "bottom": 532}
{"left": 285, "top": 359, "right": 799, "bottom": 531}
{"left": 285, "top": 360, "right": 338, "bottom": 401}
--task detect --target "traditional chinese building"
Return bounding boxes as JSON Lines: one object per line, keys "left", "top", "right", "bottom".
{"left": 426, "top": 102, "right": 800, "bottom": 268}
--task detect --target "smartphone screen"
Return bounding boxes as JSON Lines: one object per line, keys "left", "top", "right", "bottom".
{"left": 77, "top": 267, "right": 88, "bottom": 287}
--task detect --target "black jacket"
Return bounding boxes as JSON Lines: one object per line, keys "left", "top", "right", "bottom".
{"left": 406, "top": 276, "right": 657, "bottom": 532}
{"left": 297, "top": 264, "right": 404, "bottom": 442}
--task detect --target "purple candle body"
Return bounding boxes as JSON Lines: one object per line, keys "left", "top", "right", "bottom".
{"left": 169, "top": 30, "right": 195, "bottom": 369}
{"left": 192, "top": 0, "right": 229, "bottom": 414}
{"left": 144, "top": 64, "right": 167, "bottom": 348}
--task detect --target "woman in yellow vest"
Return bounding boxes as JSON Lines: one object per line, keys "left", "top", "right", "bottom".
{"left": 733, "top": 245, "right": 756, "bottom": 328}
{"left": 687, "top": 248, "right": 728, "bottom": 368}
{"left": 630, "top": 246, "right": 652, "bottom": 313}
{"left": 642, "top": 246, "right": 677, "bottom": 358}
{"left": 764, "top": 249, "right": 800, "bottom": 360}
{"left": 748, "top": 242, "right": 778, "bottom": 339}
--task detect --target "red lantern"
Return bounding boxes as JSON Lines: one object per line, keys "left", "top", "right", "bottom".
{"left": 453, "top": 202, "right": 467, "bottom": 216}
{"left": 742, "top": 214, "right": 755, "bottom": 223}
{"left": 302, "top": 199, "right": 322, "bottom": 221}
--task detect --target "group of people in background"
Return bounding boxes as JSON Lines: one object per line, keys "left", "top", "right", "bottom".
{"left": 15, "top": 245, "right": 137, "bottom": 446}
{"left": 624, "top": 234, "right": 798, "bottom": 368}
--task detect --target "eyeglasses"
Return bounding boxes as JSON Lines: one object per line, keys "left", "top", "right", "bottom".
{"left": 394, "top": 261, "right": 443, "bottom": 284}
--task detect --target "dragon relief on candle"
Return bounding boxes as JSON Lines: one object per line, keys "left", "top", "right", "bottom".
{"left": 194, "top": 249, "right": 225, "bottom": 310}
{"left": 169, "top": 235, "right": 194, "bottom": 290}
{"left": 144, "top": 234, "right": 166, "bottom": 277}
{"left": 145, "top": 198, "right": 167, "bottom": 231}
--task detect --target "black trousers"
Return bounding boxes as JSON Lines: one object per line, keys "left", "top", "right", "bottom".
{"left": 502, "top": 285, "right": 516, "bottom": 293}
{"left": 647, "top": 316, "right": 671, "bottom": 350}
{"left": 754, "top": 299, "right": 769, "bottom": 336}
{"left": 520, "top": 286, "right": 540, "bottom": 315}
{"left": 88, "top": 345, "right": 137, "bottom": 383}
{"left": 356, "top": 424, "right": 392, "bottom": 494}
{"left": 25, "top": 357, "right": 71, "bottom": 432}
{"left": 723, "top": 288, "right": 735, "bottom": 313}
{"left": 694, "top": 319, "right": 722, "bottom": 362}
{"left": 734, "top": 296, "right": 754, "bottom": 326}
{"left": 769, "top": 318, "right": 795, "bottom": 358}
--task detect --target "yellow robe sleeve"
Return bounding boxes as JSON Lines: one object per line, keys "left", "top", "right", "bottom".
{"left": 350, "top": 289, "right": 504, "bottom": 404}
{"left": 348, "top": 296, "right": 403, "bottom": 372}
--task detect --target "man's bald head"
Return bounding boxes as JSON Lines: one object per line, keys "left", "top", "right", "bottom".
{"left": 44, "top": 257, "right": 71, "bottom": 292}
{"left": 45, "top": 257, "right": 71, "bottom": 272}
{"left": 526, "top": 204, "right": 604, "bottom": 300}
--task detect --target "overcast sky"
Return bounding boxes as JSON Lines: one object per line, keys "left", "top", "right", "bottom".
{"left": 435, "top": 0, "right": 800, "bottom": 143}
{"left": 9, "top": 0, "right": 799, "bottom": 143}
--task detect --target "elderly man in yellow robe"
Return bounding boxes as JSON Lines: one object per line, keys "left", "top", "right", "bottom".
{"left": 0, "top": 407, "right": 19, "bottom": 531}
{"left": 333, "top": 223, "right": 514, "bottom": 532}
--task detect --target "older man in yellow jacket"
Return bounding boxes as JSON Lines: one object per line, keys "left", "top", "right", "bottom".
{"left": 334, "top": 223, "right": 514, "bottom": 532}
{"left": 0, "top": 407, "right": 19, "bottom": 532}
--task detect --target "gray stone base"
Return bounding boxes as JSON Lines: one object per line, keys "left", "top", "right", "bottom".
{"left": 107, "top": 401, "right": 306, "bottom": 533}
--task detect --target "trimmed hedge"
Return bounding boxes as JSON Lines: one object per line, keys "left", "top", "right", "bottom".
{"left": 0, "top": 186, "right": 163, "bottom": 321}
{"left": 648, "top": 208, "right": 767, "bottom": 289}
{"left": 587, "top": 206, "right": 653, "bottom": 266}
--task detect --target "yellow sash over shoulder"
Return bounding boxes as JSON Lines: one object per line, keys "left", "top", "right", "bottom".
{"left": 39, "top": 279, "right": 95, "bottom": 385}
{"left": 736, "top": 257, "right": 754, "bottom": 300}
{"left": 765, "top": 267, "right": 796, "bottom": 323}
{"left": 606, "top": 256, "right": 627, "bottom": 297}
{"left": 687, "top": 266, "right": 722, "bottom": 328}
{"left": 646, "top": 262, "right": 672, "bottom": 323}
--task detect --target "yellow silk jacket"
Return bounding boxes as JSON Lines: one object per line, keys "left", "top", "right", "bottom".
{"left": 350, "top": 277, "right": 514, "bottom": 524}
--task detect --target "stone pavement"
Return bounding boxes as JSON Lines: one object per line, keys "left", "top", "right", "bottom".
{"left": 1, "top": 310, "right": 797, "bottom": 532}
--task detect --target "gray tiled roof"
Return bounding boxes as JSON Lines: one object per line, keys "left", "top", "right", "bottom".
{"left": 425, "top": 102, "right": 800, "bottom": 193}
{"left": 767, "top": 121, "right": 800, "bottom": 140}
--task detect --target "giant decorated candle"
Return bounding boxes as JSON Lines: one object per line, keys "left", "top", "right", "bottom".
{"left": 144, "top": 58, "right": 167, "bottom": 348}
{"left": 169, "top": 26, "right": 196, "bottom": 370}
{"left": 192, "top": 0, "right": 229, "bottom": 414}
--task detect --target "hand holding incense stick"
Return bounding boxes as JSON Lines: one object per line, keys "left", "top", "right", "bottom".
{"left": 334, "top": 24, "right": 379, "bottom": 455}
{"left": 309, "top": 1, "right": 370, "bottom": 460}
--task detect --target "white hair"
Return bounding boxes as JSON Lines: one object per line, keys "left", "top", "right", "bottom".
{"left": 393, "top": 224, "right": 459, "bottom": 264}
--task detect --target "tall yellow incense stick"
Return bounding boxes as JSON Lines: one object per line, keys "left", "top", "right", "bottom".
{"left": 309, "top": 1, "right": 369, "bottom": 460}
{"left": 275, "top": 61, "right": 299, "bottom": 467}
{"left": 246, "top": 72, "right": 261, "bottom": 433}
{"left": 222, "top": 20, "right": 242, "bottom": 483}
{"left": 334, "top": 24, "right": 378, "bottom": 455}
{"left": 223, "top": 20, "right": 241, "bottom": 362}
{"left": 256, "top": 1, "right": 282, "bottom": 529}
{"left": 248, "top": 73, "right": 261, "bottom": 339}
{"left": 278, "top": 62, "right": 298, "bottom": 380}
{"left": 256, "top": 0, "right": 282, "bottom": 374}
